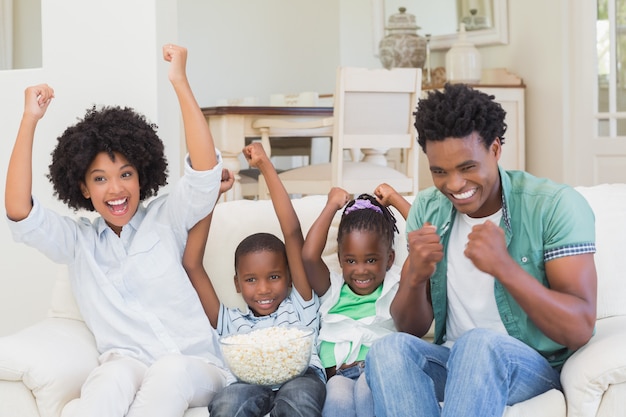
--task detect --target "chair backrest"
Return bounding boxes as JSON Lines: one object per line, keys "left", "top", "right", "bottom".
{"left": 255, "top": 67, "right": 422, "bottom": 199}
{"left": 330, "top": 66, "right": 422, "bottom": 195}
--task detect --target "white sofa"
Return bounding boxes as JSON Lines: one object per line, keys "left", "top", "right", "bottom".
{"left": 1, "top": 185, "right": 625, "bottom": 417}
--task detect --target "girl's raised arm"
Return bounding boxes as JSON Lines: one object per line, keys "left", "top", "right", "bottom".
{"left": 374, "top": 183, "right": 411, "bottom": 220}
{"left": 302, "top": 187, "right": 350, "bottom": 297}
{"left": 183, "top": 169, "right": 234, "bottom": 327}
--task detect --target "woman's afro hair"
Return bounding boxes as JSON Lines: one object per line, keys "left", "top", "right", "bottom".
{"left": 47, "top": 105, "right": 168, "bottom": 211}
{"left": 414, "top": 83, "right": 507, "bottom": 152}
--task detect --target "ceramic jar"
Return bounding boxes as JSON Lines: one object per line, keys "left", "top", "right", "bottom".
{"left": 379, "top": 7, "right": 427, "bottom": 69}
{"left": 445, "top": 23, "right": 482, "bottom": 84}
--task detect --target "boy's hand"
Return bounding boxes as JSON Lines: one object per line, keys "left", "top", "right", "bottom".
{"left": 24, "top": 84, "right": 54, "bottom": 121}
{"left": 327, "top": 187, "right": 350, "bottom": 211}
{"left": 243, "top": 142, "right": 270, "bottom": 169}
{"left": 162, "top": 44, "right": 188, "bottom": 85}
{"left": 219, "top": 169, "right": 234, "bottom": 195}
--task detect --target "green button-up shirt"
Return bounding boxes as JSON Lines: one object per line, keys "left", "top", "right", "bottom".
{"left": 406, "top": 166, "right": 596, "bottom": 368}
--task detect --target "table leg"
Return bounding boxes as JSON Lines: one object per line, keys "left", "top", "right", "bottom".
{"left": 220, "top": 150, "right": 243, "bottom": 201}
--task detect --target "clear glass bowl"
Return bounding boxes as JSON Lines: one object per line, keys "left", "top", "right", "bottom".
{"left": 219, "top": 326, "right": 314, "bottom": 388}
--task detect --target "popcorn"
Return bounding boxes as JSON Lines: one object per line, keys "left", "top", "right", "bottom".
{"left": 220, "top": 326, "right": 314, "bottom": 387}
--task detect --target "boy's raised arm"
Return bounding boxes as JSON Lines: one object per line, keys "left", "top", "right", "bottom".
{"left": 243, "top": 143, "right": 313, "bottom": 301}
{"left": 183, "top": 169, "right": 235, "bottom": 327}
{"left": 162, "top": 44, "right": 217, "bottom": 172}
{"left": 5, "top": 84, "right": 55, "bottom": 221}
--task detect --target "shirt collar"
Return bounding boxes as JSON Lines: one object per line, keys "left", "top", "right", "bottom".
{"left": 439, "top": 165, "right": 511, "bottom": 236}
{"left": 95, "top": 204, "right": 146, "bottom": 237}
{"left": 498, "top": 165, "right": 512, "bottom": 233}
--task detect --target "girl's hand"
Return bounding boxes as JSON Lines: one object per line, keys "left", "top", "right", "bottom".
{"left": 24, "top": 84, "right": 54, "bottom": 121}
{"left": 162, "top": 44, "right": 188, "bottom": 85}
{"left": 374, "top": 183, "right": 399, "bottom": 207}
{"left": 327, "top": 187, "right": 350, "bottom": 211}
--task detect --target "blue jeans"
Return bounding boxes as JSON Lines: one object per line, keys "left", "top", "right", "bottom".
{"left": 208, "top": 367, "right": 326, "bottom": 417}
{"left": 322, "top": 362, "right": 374, "bottom": 417}
{"left": 365, "top": 329, "right": 562, "bottom": 417}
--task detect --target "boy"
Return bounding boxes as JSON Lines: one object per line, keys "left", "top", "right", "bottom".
{"left": 184, "top": 142, "right": 326, "bottom": 417}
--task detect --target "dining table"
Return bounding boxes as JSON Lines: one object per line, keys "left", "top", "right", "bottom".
{"left": 202, "top": 105, "right": 334, "bottom": 200}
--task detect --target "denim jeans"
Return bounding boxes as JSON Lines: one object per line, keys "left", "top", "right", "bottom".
{"left": 208, "top": 367, "right": 326, "bottom": 417}
{"left": 365, "top": 328, "right": 562, "bottom": 417}
{"left": 322, "top": 361, "right": 374, "bottom": 417}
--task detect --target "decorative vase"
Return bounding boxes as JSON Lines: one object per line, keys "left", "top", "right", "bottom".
{"left": 445, "top": 23, "right": 482, "bottom": 84}
{"left": 379, "top": 7, "right": 427, "bottom": 69}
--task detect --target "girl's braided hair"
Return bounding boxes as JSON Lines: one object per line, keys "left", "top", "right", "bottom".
{"left": 338, "top": 193, "right": 398, "bottom": 250}
{"left": 47, "top": 105, "right": 168, "bottom": 211}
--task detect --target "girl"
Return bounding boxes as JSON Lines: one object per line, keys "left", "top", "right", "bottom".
{"left": 302, "top": 185, "right": 410, "bottom": 417}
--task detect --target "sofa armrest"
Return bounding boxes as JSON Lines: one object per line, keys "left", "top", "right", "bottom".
{"left": 0, "top": 317, "right": 99, "bottom": 417}
{"left": 560, "top": 315, "right": 626, "bottom": 417}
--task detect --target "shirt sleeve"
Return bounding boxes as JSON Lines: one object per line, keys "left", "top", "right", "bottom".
{"left": 405, "top": 194, "right": 423, "bottom": 234}
{"left": 6, "top": 197, "right": 81, "bottom": 264}
{"left": 163, "top": 149, "right": 223, "bottom": 237}
{"left": 543, "top": 186, "right": 596, "bottom": 260}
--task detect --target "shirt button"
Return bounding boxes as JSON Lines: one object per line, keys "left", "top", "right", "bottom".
{"left": 521, "top": 256, "right": 528, "bottom": 263}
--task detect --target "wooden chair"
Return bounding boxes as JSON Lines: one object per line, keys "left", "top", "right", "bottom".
{"left": 239, "top": 92, "right": 331, "bottom": 199}
{"left": 253, "top": 66, "right": 421, "bottom": 199}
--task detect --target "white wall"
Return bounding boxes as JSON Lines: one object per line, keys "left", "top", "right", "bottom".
{"left": 178, "top": 0, "right": 381, "bottom": 108}
{"left": 429, "top": 0, "right": 569, "bottom": 183}
{"left": 0, "top": 0, "right": 180, "bottom": 335}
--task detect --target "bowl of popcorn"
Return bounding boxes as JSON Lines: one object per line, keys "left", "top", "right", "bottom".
{"left": 219, "top": 326, "right": 314, "bottom": 388}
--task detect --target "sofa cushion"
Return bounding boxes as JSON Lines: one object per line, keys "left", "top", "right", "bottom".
{"left": 48, "top": 265, "right": 82, "bottom": 321}
{"left": 575, "top": 184, "right": 626, "bottom": 319}
{"left": 0, "top": 318, "right": 99, "bottom": 417}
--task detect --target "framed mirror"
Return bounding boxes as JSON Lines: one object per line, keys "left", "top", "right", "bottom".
{"left": 373, "top": 0, "right": 508, "bottom": 52}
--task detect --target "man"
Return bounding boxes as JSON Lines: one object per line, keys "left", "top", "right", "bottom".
{"left": 365, "top": 83, "right": 597, "bottom": 417}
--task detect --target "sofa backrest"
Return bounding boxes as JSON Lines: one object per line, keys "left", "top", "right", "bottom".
{"left": 574, "top": 184, "right": 626, "bottom": 319}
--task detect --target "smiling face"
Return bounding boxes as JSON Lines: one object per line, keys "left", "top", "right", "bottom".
{"left": 338, "top": 230, "right": 394, "bottom": 296}
{"left": 80, "top": 151, "right": 140, "bottom": 236}
{"left": 234, "top": 250, "right": 292, "bottom": 316}
{"left": 426, "top": 132, "right": 502, "bottom": 218}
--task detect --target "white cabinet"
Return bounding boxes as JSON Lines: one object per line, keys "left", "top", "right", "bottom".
{"left": 417, "top": 86, "right": 526, "bottom": 190}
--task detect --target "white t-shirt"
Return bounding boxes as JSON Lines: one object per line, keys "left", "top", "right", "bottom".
{"left": 444, "top": 209, "right": 507, "bottom": 347}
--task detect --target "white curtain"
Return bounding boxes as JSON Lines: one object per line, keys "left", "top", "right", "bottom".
{"left": 0, "top": 0, "right": 13, "bottom": 70}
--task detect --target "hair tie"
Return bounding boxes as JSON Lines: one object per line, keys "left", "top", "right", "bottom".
{"left": 344, "top": 198, "right": 383, "bottom": 215}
